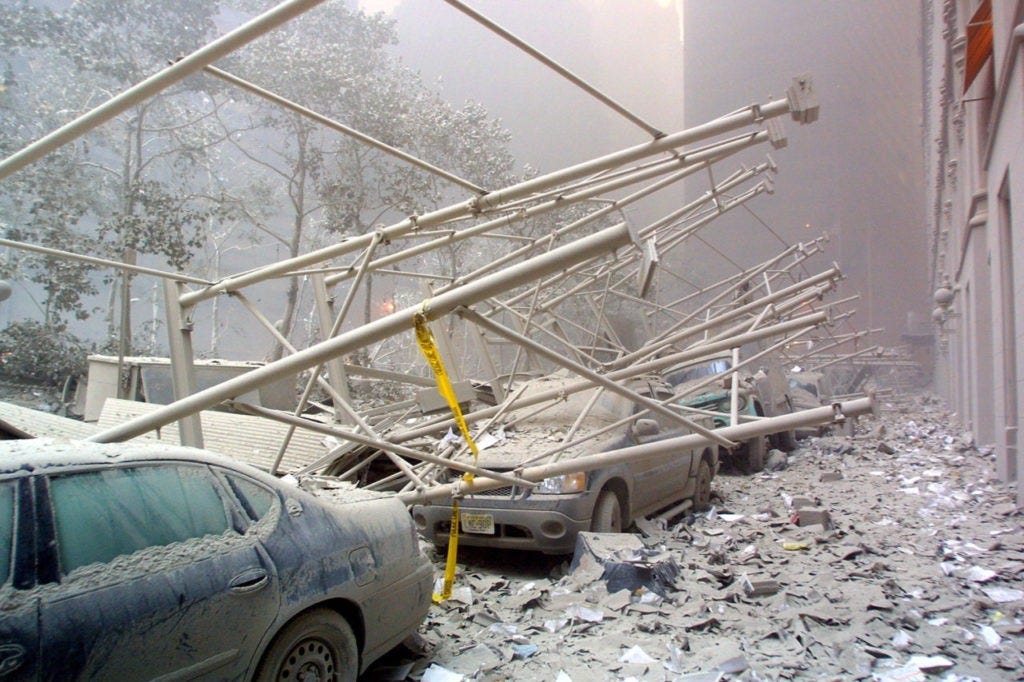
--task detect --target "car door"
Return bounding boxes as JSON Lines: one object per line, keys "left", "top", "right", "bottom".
{"left": 35, "top": 462, "right": 280, "bottom": 680}
{"left": 629, "top": 387, "right": 698, "bottom": 512}
{"left": 0, "top": 478, "right": 38, "bottom": 681}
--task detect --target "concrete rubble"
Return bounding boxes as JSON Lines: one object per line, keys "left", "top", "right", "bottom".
{"left": 367, "top": 392, "right": 1023, "bottom": 680}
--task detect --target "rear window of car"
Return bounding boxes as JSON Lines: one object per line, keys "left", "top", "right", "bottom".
{"left": 50, "top": 464, "right": 232, "bottom": 575}
{"left": 0, "top": 482, "right": 13, "bottom": 585}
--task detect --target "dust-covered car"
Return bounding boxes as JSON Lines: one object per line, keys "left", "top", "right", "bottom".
{"left": 0, "top": 439, "right": 432, "bottom": 681}
{"left": 411, "top": 375, "right": 718, "bottom": 555}
{"left": 667, "top": 354, "right": 796, "bottom": 472}
{"left": 787, "top": 369, "right": 833, "bottom": 438}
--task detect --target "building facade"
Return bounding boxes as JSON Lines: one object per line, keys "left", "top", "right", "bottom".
{"left": 924, "top": 0, "right": 1024, "bottom": 502}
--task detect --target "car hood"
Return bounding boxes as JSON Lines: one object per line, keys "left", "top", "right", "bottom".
{"left": 454, "top": 423, "right": 625, "bottom": 471}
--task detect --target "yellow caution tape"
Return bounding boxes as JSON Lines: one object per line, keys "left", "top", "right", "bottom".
{"left": 437, "top": 499, "right": 460, "bottom": 603}
{"left": 414, "top": 306, "right": 479, "bottom": 603}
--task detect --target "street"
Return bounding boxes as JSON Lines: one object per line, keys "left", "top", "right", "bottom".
{"left": 370, "top": 392, "right": 1023, "bottom": 680}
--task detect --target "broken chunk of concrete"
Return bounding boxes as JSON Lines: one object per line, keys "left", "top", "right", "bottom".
{"left": 421, "top": 664, "right": 464, "bottom": 682}
{"left": 740, "top": 575, "right": 780, "bottom": 597}
{"left": 447, "top": 643, "right": 503, "bottom": 676}
{"left": 791, "top": 507, "right": 833, "bottom": 529}
{"left": 619, "top": 644, "right": 657, "bottom": 664}
{"left": 789, "top": 495, "right": 817, "bottom": 509}
{"left": 906, "top": 654, "right": 954, "bottom": 673}
{"left": 569, "top": 531, "right": 680, "bottom": 596}
{"left": 765, "top": 449, "right": 788, "bottom": 471}
{"left": 981, "top": 586, "right": 1024, "bottom": 603}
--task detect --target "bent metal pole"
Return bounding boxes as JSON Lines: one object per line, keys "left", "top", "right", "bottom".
{"left": 86, "top": 223, "right": 632, "bottom": 444}
{"left": 400, "top": 395, "right": 877, "bottom": 505}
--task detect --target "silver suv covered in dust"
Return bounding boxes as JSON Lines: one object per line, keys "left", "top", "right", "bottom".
{"left": 411, "top": 376, "right": 717, "bottom": 554}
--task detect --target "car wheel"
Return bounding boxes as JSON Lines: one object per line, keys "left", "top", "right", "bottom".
{"left": 692, "top": 459, "right": 713, "bottom": 511}
{"left": 743, "top": 435, "right": 766, "bottom": 473}
{"left": 254, "top": 608, "right": 358, "bottom": 682}
{"left": 590, "top": 490, "right": 622, "bottom": 533}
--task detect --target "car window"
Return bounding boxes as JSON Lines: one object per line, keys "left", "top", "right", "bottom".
{"left": 225, "top": 474, "right": 276, "bottom": 522}
{"left": 0, "top": 482, "right": 13, "bottom": 585}
{"left": 50, "top": 464, "right": 231, "bottom": 575}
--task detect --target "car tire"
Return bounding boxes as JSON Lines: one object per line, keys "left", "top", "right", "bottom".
{"left": 775, "top": 429, "right": 798, "bottom": 452}
{"left": 692, "top": 459, "right": 713, "bottom": 511}
{"left": 254, "top": 608, "right": 358, "bottom": 682}
{"left": 743, "top": 435, "right": 766, "bottom": 473}
{"left": 590, "top": 490, "right": 622, "bottom": 533}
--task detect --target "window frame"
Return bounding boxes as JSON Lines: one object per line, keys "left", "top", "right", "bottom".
{"left": 214, "top": 468, "right": 280, "bottom": 526}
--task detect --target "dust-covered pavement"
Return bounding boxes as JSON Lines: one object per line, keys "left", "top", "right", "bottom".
{"left": 367, "top": 393, "right": 1024, "bottom": 681}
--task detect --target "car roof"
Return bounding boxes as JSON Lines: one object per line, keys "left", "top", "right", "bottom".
{"left": 0, "top": 438, "right": 260, "bottom": 478}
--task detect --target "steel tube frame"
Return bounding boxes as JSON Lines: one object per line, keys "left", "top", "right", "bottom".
{"left": 785, "top": 329, "right": 876, "bottom": 366}
{"left": 809, "top": 345, "right": 883, "bottom": 372}
{"left": 0, "top": 238, "right": 213, "bottom": 286}
{"left": 86, "top": 223, "right": 631, "bottom": 443}
{"left": 641, "top": 243, "right": 819, "bottom": 334}
{"left": 231, "top": 402, "right": 532, "bottom": 487}
{"left": 323, "top": 131, "right": 769, "bottom": 289}
{"left": 182, "top": 92, "right": 803, "bottom": 308}
{"left": 531, "top": 167, "right": 772, "bottom": 314}
{"left": 611, "top": 267, "right": 840, "bottom": 368}
{"left": 510, "top": 324, "right": 817, "bottom": 471}
{"left": 387, "top": 311, "right": 828, "bottom": 444}
{"left": 458, "top": 307, "right": 736, "bottom": 448}
{"left": 651, "top": 238, "right": 825, "bottom": 320}
{"left": 401, "top": 396, "right": 876, "bottom": 504}
{"left": 501, "top": 163, "right": 771, "bottom": 313}
{"left": 698, "top": 282, "right": 835, "bottom": 348}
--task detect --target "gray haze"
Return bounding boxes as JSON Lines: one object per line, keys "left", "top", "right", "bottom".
{"left": 378, "top": 0, "right": 927, "bottom": 344}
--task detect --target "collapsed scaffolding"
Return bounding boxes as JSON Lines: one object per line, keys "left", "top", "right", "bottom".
{"left": 0, "top": 1, "right": 880, "bottom": 531}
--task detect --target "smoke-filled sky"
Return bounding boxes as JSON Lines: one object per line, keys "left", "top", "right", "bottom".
{"left": 358, "top": 0, "right": 928, "bottom": 344}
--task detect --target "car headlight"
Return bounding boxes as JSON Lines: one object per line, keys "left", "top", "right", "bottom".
{"left": 534, "top": 472, "right": 586, "bottom": 494}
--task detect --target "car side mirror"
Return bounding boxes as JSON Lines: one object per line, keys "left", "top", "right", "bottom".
{"left": 632, "top": 418, "right": 660, "bottom": 437}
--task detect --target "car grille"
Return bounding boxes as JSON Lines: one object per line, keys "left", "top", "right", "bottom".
{"left": 470, "top": 485, "right": 515, "bottom": 497}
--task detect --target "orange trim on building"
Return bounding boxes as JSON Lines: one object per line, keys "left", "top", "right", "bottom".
{"left": 964, "top": 0, "right": 993, "bottom": 93}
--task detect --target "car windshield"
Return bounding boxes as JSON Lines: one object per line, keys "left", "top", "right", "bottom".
{"left": 463, "top": 377, "right": 646, "bottom": 468}
{"left": 507, "top": 378, "right": 633, "bottom": 425}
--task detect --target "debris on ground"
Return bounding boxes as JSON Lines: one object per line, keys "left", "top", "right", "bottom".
{"left": 368, "top": 392, "right": 1023, "bottom": 680}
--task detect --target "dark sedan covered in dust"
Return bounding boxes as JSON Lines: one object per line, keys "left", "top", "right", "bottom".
{"left": 0, "top": 439, "right": 432, "bottom": 681}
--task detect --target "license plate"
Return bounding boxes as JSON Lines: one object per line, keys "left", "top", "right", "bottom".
{"left": 460, "top": 512, "right": 495, "bottom": 535}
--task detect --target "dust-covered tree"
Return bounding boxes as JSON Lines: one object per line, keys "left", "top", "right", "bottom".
{"left": 0, "top": 0, "right": 230, "bottom": 355}
{"left": 219, "top": 0, "right": 522, "bottom": 358}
